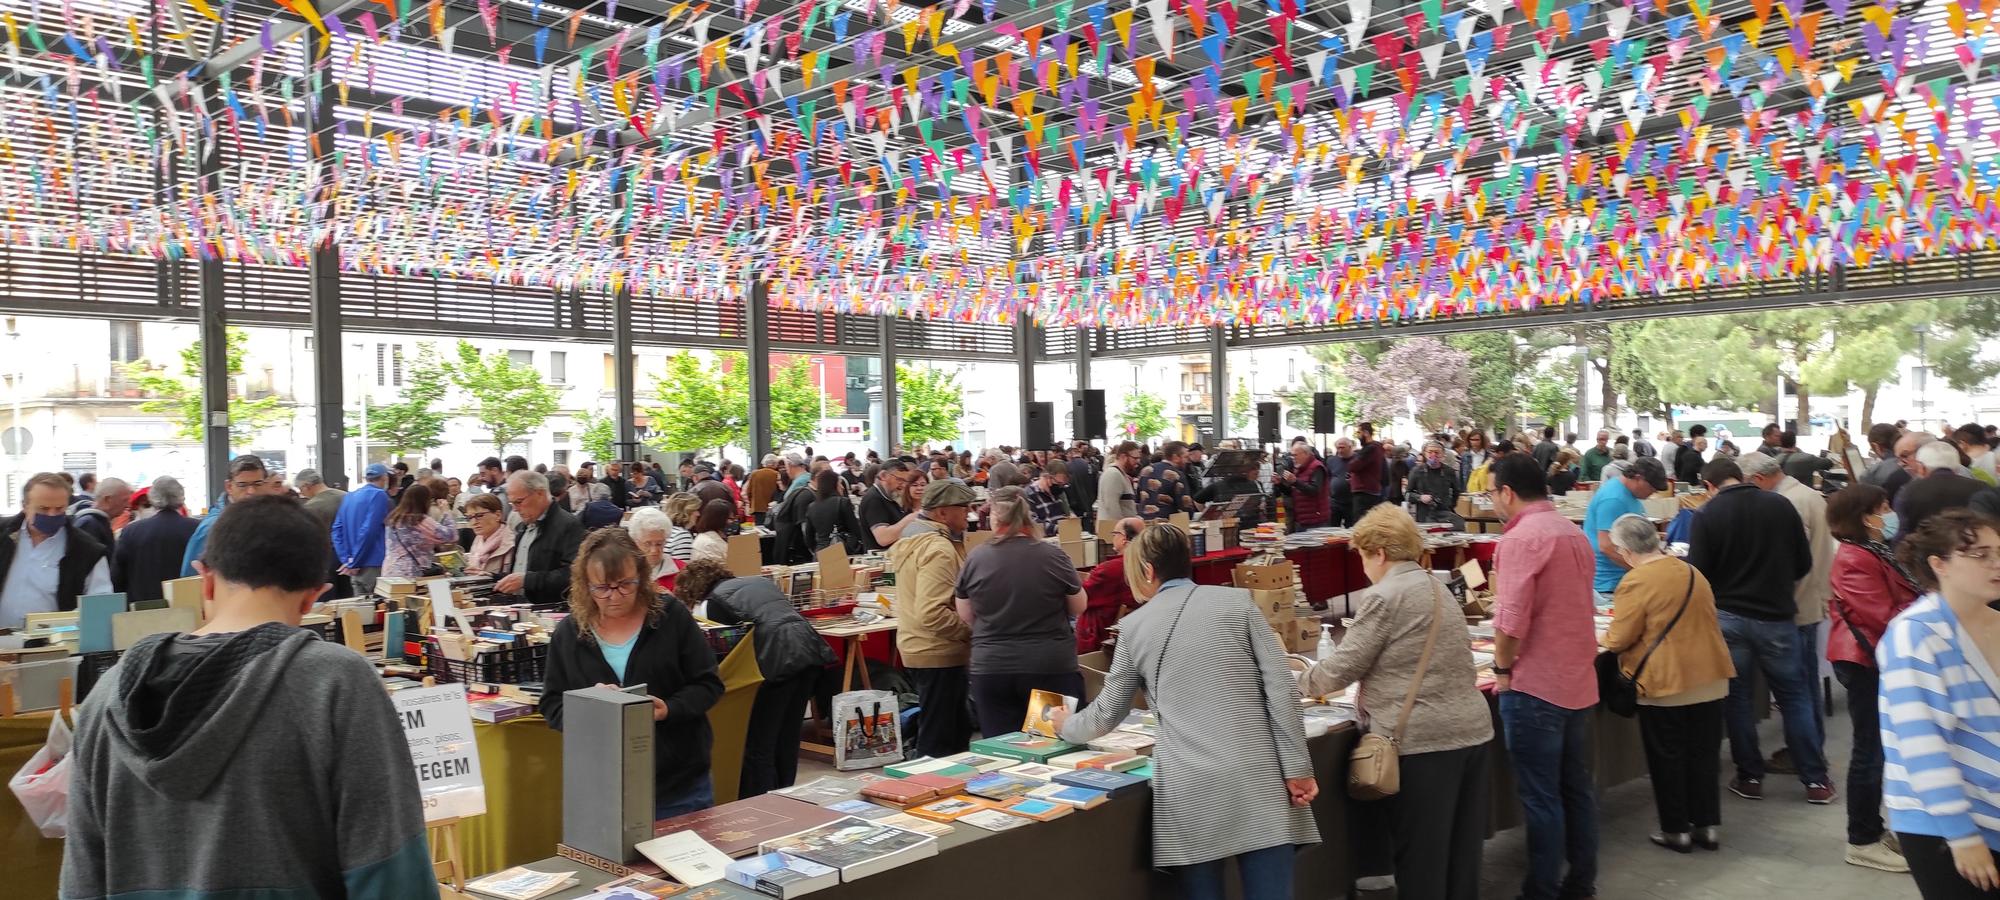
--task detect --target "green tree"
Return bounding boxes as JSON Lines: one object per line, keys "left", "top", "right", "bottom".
{"left": 1616, "top": 316, "right": 1776, "bottom": 413}
{"left": 1445, "top": 331, "right": 1522, "bottom": 429}
{"left": 449, "top": 341, "right": 563, "bottom": 455}
{"left": 577, "top": 410, "right": 618, "bottom": 463}
{"left": 646, "top": 351, "right": 748, "bottom": 457}
{"left": 770, "top": 356, "right": 844, "bottom": 447}
{"left": 351, "top": 343, "right": 450, "bottom": 456}
{"left": 1229, "top": 378, "right": 1253, "bottom": 433}
{"left": 1116, "top": 390, "right": 1171, "bottom": 442}
{"left": 1608, "top": 322, "right": 1670, "bottom": 427}
{"left": 1276, "top": 345, "right": 1361, "bottom": 432}
{"left": 1521, "top": 365, "right": 1578, "bottom": 428}
{"left": 1801, "top": 298, "right": 2000, "bottom": 430}
{"left": 896, "top": 364, "right": 966, "bottom": 447}
{"left": 126, "top": 327, "right": 286, "bottom": 444}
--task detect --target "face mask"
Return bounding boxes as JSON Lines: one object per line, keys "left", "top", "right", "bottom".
{"left": 31, "top": 513, "right": 67, "bottom": 536}
{"left": 1878, "top": 512, "right": 1900, "bottom": 541}
{"left": 1426, "top": 457, "right": 1443, "bottom": 469}
{"left": 133, "top": 508, "right": 156, "bottom": 521}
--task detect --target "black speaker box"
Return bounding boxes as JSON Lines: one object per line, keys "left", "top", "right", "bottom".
{"left": 1313, "top": 392, "right": 1338, "bottom": 434}
{"left": 1074, "top": 389, "right": 1106, "bottom": 441}
{"left": 1257, "top": 402, "right": 1281, "bottom": 445}
{"left": 1026, "top": 401, "right": 1055, "bottom": 450}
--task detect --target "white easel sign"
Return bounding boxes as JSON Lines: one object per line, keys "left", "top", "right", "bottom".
{"left": 393, "top": 683, "right": 487, "bottom": 823}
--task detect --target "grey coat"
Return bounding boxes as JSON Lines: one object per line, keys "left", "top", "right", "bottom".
{"left": 1060, "top": 583, "right": 1320, "bottom": 867}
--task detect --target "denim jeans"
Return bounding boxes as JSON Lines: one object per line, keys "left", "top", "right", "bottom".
{"left": 1173, "top": 843, "right": 1295, "bottom": 900}
{"left": 1717, "top": 610, "right": 1830, "bottom": 785}
{"left": 654, "top": 774, "right": 715, "bottom": 820}
{"left": 1834, "top": 662, "right": 1885, "bottom": 844}
{"left": 1797, "top": 622, "right": 1826, "bottom": 733}
{"left": 1498, "top": 691, "right": 1599, "bottom": 900}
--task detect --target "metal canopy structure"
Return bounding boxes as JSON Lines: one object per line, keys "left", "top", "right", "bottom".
{"left": 3, "top": 0, "right": 1998, "bottom": 483}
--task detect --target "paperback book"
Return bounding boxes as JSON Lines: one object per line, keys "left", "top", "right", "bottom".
{"left": 882, "top": 757, "right": 979, "bottom": 779}
{"left": 724, "top": 852, "right": 841, "bottom": 898}
{"left": 465, "top": 867, "right": 577, "bottom": 900}
{"left": 1021, "top": 689, "right": 1078, "bottom": 738}
{"left": 757, "top": 817, "right": 940, "bottom": 882}
{"left": 771, "top": 777, "right": 868, "bottom": 807}
{"left": 963, "top": 773, "right": 1041, "bottom": 802}
{"left": 955, "top": 808, "right": 1031, "bottom": 832}
{"left": 1052, "top": 768, "right": 1150, "bottom": 798}
{"left": 996, "top": 797, "right": 1072, "bottom": 822}
{"left": 633, "top": 831, "right": 734, "bottom": 887}
{"left": 906, "top": 795, "right": 994, "bottom": 822}
{"left": 1025, "top": 783, "right": 1110, "bottom": 809}
{"left": 970, "top": 731, "right": 1079, "bottom": 763}
{"left": 938, "top": 751, "right": 1014, "bottom": 773}
{"left": 999, "top": 762, "right": 1068, "bottom": 782}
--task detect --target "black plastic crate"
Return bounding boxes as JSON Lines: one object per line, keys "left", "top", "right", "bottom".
{"left": 422, "top": 637, "right": 548, "bottom": 685}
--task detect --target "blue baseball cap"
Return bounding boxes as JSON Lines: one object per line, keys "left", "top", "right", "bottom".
{"left": 365, "top": 463, "right": 392, "bottom": 478}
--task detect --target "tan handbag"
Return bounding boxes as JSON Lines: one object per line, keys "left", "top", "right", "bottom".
{"left": 1347, "top": 580, "right": 1447, "bottom": 801}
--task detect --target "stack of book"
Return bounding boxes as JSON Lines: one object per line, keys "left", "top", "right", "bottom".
{"left": 756, "top": 817, "right": 940, "bottom": 883}
{"left": 969, "top": 731, "right": 1079, "bottom": 763}
{"left": 857, "top": 773, "right": 969, "bottom": 809}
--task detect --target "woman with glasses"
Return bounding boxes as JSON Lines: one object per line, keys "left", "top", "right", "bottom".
{"left": 1881, "top": 509, "right": 2000, "bottom": 899}
{"left": 541, "top": 528, "right": 724, "bottom": 819}
{"left": 671, "top": 558, "right": 835, "bottom": 797}
{"left": 462, "top": 493, "right": 513, "bottom": 577}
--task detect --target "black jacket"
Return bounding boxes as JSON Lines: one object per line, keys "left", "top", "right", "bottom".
{"left": 0, "top": 514, "right": 107, "bottom": 613}
{"left": 112, "top": 509, "right": 200, "bottom": 605}
{"left": 1674, "top": 441, "right": 1705, "bottom": 485}
{"left": 540, "top": 604, "right": 725, "bottom": 800}
{"left": 1405, "top": 463, "right": 1460, "bottom": 513}
{"left": 72, "top": 507, "right": 115, "bottom": 573}
{"left": 1775, "top": 448, "right": 1835, "bottom": 485}
{"left": 604, "top": 476, "right": 632, "bottom": 509}
{"left": 1687, "top": 483, "right": 1812, "bottom": 621}
{"left": 804, "top": 493, "right": 863, "bottom": 555}
{"left": 704, "top": 577, "right": 836, "bottom": 682}
{"left": 512, "top": 505, "right": 584, "bottom": 606}
{"left": 1897, "top": 470, "right": 1990, "bottom": 542}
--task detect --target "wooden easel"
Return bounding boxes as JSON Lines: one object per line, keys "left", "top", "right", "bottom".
{"left": 429, "top": 816, "right": 467, "bottom": 893}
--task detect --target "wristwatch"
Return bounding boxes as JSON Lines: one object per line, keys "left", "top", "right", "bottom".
{"left": 1490, "top": 666, "right": 1512, "bottom": 675}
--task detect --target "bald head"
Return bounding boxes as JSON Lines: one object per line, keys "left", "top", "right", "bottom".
{"left": 1111, "top": 516, "right": 1145, "bottom": 554}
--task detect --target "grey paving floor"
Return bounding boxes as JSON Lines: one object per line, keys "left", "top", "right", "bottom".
{"left": 1475, "top": 683, "right": 1920, "bottom": 900}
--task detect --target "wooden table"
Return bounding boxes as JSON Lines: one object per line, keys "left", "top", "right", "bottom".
{"left": 803, "top": 618, "right": 900, "bottom": 759}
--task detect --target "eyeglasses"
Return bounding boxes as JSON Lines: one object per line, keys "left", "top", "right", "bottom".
{"left": 1955, "top": 548, "right": 2000, "bottom": 564}
{"left": 230, "top": 479, "right": 265, "bottom": 490}
{"left": 588, "top": 579, "right": 640, "bottom": 597}
{"left": 467, "top": 511, "right": 496, "bottom": 522}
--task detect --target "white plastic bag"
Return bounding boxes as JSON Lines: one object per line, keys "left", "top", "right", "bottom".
{"left": 830, "top": 689, "right": 903, "bottom": 771}
{"left": 8, "top": 713, "right": 72, "bottom": 838}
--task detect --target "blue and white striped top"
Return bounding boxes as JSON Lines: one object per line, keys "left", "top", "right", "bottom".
{"left": 1881, "top": 593, "right": 2000, "bottom": 850}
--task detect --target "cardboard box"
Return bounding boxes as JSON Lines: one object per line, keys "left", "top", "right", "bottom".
{"left": 1233, "top": 561, "right": 1297, "bottom": 592}
{"left": 1247, "top": 588, "right": 1290, "bottom": 624}
{"left": 1282, "top": 614, "right": 1321, "bottom": 654}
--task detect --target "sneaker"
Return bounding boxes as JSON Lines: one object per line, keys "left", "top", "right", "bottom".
{"left": 1730, "top": 778, "right": 1764, "bottom": 800}
{"left": 1845, "top": 839, "right": 1910, "bottom": 873}
{"left": 1766, "top": 748, "right": 1796, "bottom": 775}
{"left": 1806, "top": 782, "right": 1837, "bottom": 804}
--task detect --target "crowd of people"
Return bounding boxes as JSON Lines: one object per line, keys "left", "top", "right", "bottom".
{"left": 29, "top": 409, "right": 2000, "bottom": 900}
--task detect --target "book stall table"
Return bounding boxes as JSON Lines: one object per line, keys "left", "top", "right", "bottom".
{"left": 488, "top": 722, "right": 1364, "bottom": 900}
{"left": 1188, "top": 543, "right": 1363, "bottom": 609}
{"left": 1, "top": 712, "right": 63, "bottom": 899}
{"left": 812, "top": 618, "right": 899, "bottom": 693}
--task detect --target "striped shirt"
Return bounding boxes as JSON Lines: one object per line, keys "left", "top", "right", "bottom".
{"left": 1880, "top": 594, "right": 2000, "bottom": 850}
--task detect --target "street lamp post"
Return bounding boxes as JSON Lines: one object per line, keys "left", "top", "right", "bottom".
{"left": 1913, "top": 323, "right": 1931, "bottom": 433}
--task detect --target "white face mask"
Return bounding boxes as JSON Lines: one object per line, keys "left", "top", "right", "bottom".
{"left": 133, "top": 507, "right": 156, "bottom": 521}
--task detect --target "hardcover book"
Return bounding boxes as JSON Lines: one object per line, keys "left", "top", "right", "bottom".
{"left": 955, "top": 808, "right": 1031, "bottom": 832}
{"left": 857, "top": 777, "right": 943, "bottom": 809}
{"left": 633, "top": 831, "right": 733, "bottom": 886}
{"left": 1025, "top": 783, "right": 1110, "bottom": 809}
{"left": 999, "top": 763, "right": 1067, "bottom": 782}
{"left": 822, "top": 799, "right": 900, "bottom": 820}
{"left": 757, "top": 817, "right": 939, "bottom": 882}
{"left": 900, "top": 772, "right": 969, "bottom": 797}
{"left": 1047, "top": 751, "right": 1101, "bottom": 770}
{"left": 883, "top": 757, "right": 979, "bottom": 779}
{"left": 1021, "top": 689, "right": 1078, "bottom": 738}
{"left": 939, "top": 751, "right": 1014, "bottom": 773}
{"left": 996, "top": 797, "right": 1072, "bottom": 822}
{"left": 905, "top": 795, "right": 994, "bottom": 822}
{"left": 1077, "top": 751, "right": 1148, "bottom": 772}
{"left": 970, "top": 731, "right": 1079, "bottom": 763}
{"left": 724, "top": 852, "right": 840, "bottom": 898}
{"left": 1052, "top": 768, "right": 1150, "bottom": 798}
{"left": 962, "top": 773, "right": 1040, "bottom": 802}
{"left": 653, "top": 796, "right": 847, "bottom": 858}
{"left": 1084, "top": 730, "right": 1156, "bottom": 754}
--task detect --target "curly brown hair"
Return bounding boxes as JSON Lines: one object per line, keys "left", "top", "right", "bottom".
{"left": 566, "top": 527, "right": 665, "bottom": 644}
{"left": 1896, "top": 509, "right": 2000, "bottom": 592}
{"left": 671, "top": 558, "right": 734, "bottom": 612}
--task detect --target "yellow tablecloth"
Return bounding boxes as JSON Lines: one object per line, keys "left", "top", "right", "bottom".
{"left": 457, "top": 633, "right": 764, "bottom": 876}
{"left": 2, "top": 712, "right": 66, "bottom": 899}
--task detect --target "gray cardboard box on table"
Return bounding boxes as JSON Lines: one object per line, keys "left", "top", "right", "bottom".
{"left": 561, "top": 686, "right": 656, "bottom": 864}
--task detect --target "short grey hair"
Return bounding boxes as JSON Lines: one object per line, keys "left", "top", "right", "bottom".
{"left": 589, "top": 482, "right": 612, "bottom": 501}
{"left": 293, "top": 468, "right": 324, "bottom": 488}
{"left": 627, "top": 506, "right": 671, "bottom": 539}
{"left": 1916, "top": 440, "right": 1963, "bottom": 473}
{"left": 784, "top": 452, "right": 807, "bottom": 467}
{"left": 1608, "top": 514, "right": 1661, "bottom": 555}
{"left": 506, "top": 470, "right": 551, "bottom": 495}
{"left": 413, "top": 468, "right": 433, "bottom": 481}
{"left": 1610, "top": 445, "right": 1631, "bottom": 461}
{"left": 761, "top": 454, "right": 780, "bottom": 467}
{"left": 150, "top": 475, "right": 185, "bottom": 509}
{"left": 1737, "top": 451, "right": 1781, "bottom": 479}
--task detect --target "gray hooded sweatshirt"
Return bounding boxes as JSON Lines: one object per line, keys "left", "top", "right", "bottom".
{"left": 61, "top": 623, "right": 438, "bottom": 899}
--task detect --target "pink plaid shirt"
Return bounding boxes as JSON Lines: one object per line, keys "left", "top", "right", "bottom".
{"left": 1492, "top": 500, "right": 1601, "bottom": 710}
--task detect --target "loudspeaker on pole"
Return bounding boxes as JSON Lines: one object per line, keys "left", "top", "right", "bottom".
{"left": 1313, "top": 392, "right": 1338, "bottom": 435}
{"left": 1073, "top": 389, "right": 1106, "bottom": 441}
{"left": 1257, "top": 402, "right": 1281, "bottom": 445}
{"left": 1026, "top": 401, "right": 1056, "bottom": 450}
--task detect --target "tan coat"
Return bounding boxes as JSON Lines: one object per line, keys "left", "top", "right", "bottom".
{"left": 746, "top": 467, "right": 781, "bottom": 515}
{"left": 1604, "top": 556, "right": 1736, "bottom": 699}
{"left": 1776, "top": 475, "right": 1836, "bottom": 626}
{"left": 887, "top": 519, "right": 971, "bottom": 668}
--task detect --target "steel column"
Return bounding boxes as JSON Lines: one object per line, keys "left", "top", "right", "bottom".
{"left": 1016, "top": 318, "right": 1036, "bottom": 448}
{"left": 305, "top": 41, "right": 345, "bottom": 487}
{"left": 747, "top": 282, "right": 773, "bottom": 463}
{"left": 197, "top": 88, "right": 229, "bottom": 502}
{"left": 1076, "top": 326, "right": 1092, "bottom": 422}
{"left": 612, "top": 284, "right": 637, "bottom": 463}
{"left": 878, "top": 316, "right": 900, "bottom": 455}
{"left": 1209, "top": 327, "right": 1228, "bottom": 446}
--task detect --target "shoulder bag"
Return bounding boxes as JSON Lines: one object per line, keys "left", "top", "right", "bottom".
{"left": 1348, "top": 578, "right": 1447, "bottom": 801}
{"left": 1594, "top": 566, "right": 1695, "bottom": 718}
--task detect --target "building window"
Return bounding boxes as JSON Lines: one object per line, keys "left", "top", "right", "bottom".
{"left": 553, "top": 449, "right": 571, "bottom": 466}
{"left": 603, "top": 353, "right": 615, "bottom": 386}
{"left": 549, "top": 351, "right": 567, "bottom": 384}
{"left": 375, "top": 343, "right": 404, "bottom": 387}
{"left": 108, "top": 321, "right": 142, "bottom": 363}
{"left": 553, "top": 432, "right": 572, "bottom": 444}
{"left": 508, "top": 349, "right": 534, "bottom": 368}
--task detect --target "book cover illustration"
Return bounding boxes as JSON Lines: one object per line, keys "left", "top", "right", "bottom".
{"left": 1021, "top": 689, "right": 1078, "bottom": 738}
{"left": 762, "top": 817, "right": 935, "bottom": 870}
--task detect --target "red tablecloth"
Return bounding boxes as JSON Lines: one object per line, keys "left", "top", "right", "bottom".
{"left": 1189, "top": 542, "right": 1359, "bottom": 605}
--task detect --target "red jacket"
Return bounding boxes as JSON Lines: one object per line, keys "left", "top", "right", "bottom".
{"left": 1077, "top": 555, "right": 1137, "bottom": 654}
{"left": 1828, "top": 542, "right": 1919, "bottom": 667}
{"left": 1286, "top": 455, "right": 1331, "bottom": 527}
